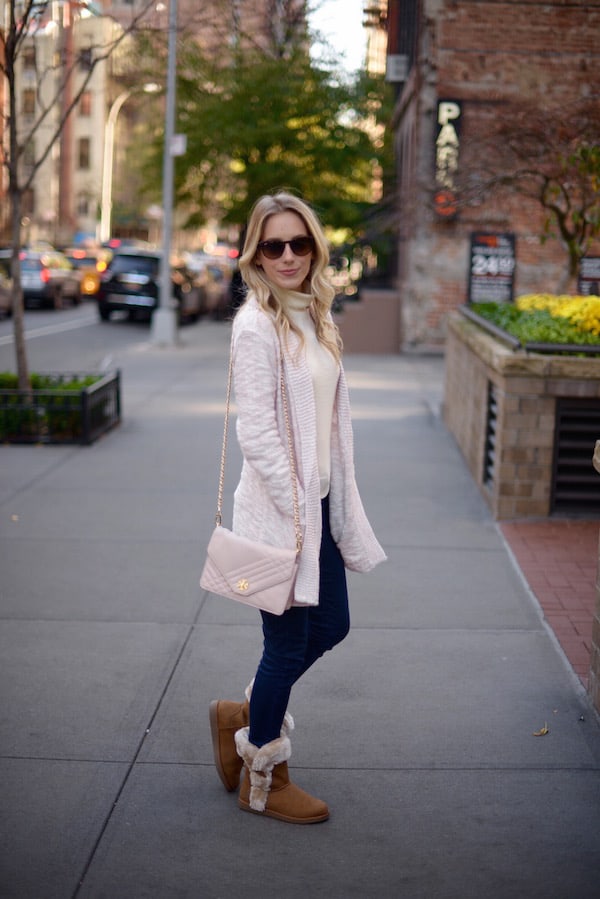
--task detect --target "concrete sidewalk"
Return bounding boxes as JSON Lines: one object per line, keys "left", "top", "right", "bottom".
{"left": 1, "top": 320, "right": 599, "bottom": 899}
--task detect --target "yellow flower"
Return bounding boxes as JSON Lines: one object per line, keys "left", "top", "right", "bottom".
{"left": 516, "top": 294, "right": 600, "bottom": 336}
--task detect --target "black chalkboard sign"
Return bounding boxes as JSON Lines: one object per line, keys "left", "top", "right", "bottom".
{"left": 468, "top": 232, "right": 516, "bottom": 303}
{"left": 578, "top": 257, "right": 600, "bottom": 296}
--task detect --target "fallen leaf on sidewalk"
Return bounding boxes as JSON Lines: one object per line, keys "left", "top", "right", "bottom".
{"left": 533, "top": 723, "right": 549, "bottom": 736}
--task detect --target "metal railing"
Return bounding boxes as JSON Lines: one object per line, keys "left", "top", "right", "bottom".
{"left": 0, "top": 371, "right": 121, "bottom": 445}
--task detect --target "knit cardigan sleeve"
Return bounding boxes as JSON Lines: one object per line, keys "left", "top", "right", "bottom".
{"left": 231, "top": 306, "right": 299, "bottom": 520}
{"left": 329, "top": 367, "right": 387, "bottom": 572}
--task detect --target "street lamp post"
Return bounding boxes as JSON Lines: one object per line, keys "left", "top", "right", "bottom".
{"left": 99, "top": 90, "right": 130, "bottom": 244}
{"left": 99, "top": 83, "right": 159, "bottom": 244}
{"left": 151, "top": 0, "right": 179, "bottom": 346}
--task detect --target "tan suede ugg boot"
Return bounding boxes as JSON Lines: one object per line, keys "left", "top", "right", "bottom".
{"left": 209, "top": 681, "right": 295, "bottom": 793}
{"left": 209, "top": 699, "right": 249, "bottom": 791}
{"left": 235, "top": 726, "right": 329, "bottom": 824}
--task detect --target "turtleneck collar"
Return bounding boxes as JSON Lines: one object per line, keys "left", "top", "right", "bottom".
{"left": 271, "top": 284, "right": 313, "bottom": 312}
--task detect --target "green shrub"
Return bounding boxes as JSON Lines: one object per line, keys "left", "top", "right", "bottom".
{"left": 471, "top": 302, "right": 600, "bottom": 347}
{"left": 0, "top": 373, "right": 103, "bottom": 442}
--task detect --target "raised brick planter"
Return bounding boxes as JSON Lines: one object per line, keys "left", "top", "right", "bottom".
{"left": 443, "top": 314, "right": 600, "bottom": 520}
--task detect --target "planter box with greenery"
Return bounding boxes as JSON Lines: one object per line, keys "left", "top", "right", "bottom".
{"left": 0, "top": 371, "right": 121, "bottom": 446}
{"left": 444, "top": 297, "right": 600, "bottom": 520}
{"left": 462, "top": 294, "right": 600, "bottom": 355}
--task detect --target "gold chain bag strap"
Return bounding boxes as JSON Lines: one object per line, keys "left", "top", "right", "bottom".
{"left": 199, "top": 338, "right": 302, "bottom": 615}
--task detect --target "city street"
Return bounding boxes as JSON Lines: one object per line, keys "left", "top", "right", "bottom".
{"left": 0, "top": 301, "right": 161, "bottom": 374}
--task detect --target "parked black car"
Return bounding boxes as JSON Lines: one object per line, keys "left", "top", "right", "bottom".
{"left": 20, "top": 250, "right": 81, "bottom": 309}
{"left": 96, "top": 249, "right": 202, "bottom": 323}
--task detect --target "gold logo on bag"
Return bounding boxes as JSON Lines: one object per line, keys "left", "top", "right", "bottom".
{"left": 237, "top": 579, "right": 249, "bottom": 592}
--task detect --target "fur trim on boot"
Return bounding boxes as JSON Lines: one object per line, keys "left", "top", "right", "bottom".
{"left": 235, "top": 728, "right": 329, "bottom": 824}
{"left": 235, "top": 727, "right": 291, "bottom": 812}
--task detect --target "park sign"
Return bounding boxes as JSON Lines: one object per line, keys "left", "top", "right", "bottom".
{"left": 468, "top": 232, "right": 516, "bottom": 304}
{"left": 434, "top": 99, "right": 462, "bottom": 219}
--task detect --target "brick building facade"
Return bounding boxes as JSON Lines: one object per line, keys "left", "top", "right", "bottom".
{"left": 387, "top": 0, "right": 600, "bottom": 348}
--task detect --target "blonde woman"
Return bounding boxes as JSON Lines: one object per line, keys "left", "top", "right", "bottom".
{"left": 209, "top": 192, "right": 386, "bottom": 824}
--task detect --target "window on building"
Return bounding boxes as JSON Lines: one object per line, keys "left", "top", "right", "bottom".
{"left": 79, "top": 91, "right": 92, "bottom": 116}
{"left": 79, "top": 47, "right": 93, "bottom": 70}
{"left": 23, "top": 45, "right": 36, "bottom": 69}
{"left": 78, "top": 137, "right": 91, "bottom": 170}
{"left": 22, "top": 88, "right": 36, "bottom": 116}
{"left": 76, "top": 194, "right": 90, "bottom": 216}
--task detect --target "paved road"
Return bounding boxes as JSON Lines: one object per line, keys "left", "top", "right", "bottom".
{"left": 0, "top": 301, "right": 152, "bottom": 373}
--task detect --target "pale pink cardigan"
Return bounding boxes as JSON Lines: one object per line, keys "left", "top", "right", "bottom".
{"left": 231, "top": 295, "right": 386, "bottom": 607}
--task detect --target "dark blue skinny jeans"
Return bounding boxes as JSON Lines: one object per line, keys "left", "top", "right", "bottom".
{"left": 248, "top": 495, "right": 350, "bottom": 747}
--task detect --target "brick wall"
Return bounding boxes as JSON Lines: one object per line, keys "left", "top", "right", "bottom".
{"left": 444, "top": 314, "right": 600, "bottom": 519}
{"left": 437, "top": 3, "right": 598, "bottom": 91}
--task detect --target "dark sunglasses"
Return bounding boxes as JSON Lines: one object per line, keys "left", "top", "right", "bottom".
{"left": 257, "top": 236, "right": 315, "bottom": 260}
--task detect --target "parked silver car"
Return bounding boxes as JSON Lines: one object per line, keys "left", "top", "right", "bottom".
{"left": 20, "top": 249, "right": 81, "bottom": 309}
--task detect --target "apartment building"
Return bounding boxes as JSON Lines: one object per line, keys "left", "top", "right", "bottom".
{"left": 1, "top": 0, "right": 308, "bottom": 246}
{"left": 0, "top": 2, "right": 129, "bottom": 245}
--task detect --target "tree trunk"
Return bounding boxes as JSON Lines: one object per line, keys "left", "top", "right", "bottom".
{"left": 5, "top": 1, "right": 30, "bottom": 390}
{"left": 10, "top": 190, "right": 29, "bottom": 391}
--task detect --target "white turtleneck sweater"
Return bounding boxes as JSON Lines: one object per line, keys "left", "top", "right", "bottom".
{"left": 274, "top": 287, "right": 340, "bottom": 499}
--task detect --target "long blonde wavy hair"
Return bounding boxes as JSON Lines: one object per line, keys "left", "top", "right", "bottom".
{"left": 239, "top": 192, "right": 342, "bottom": 362}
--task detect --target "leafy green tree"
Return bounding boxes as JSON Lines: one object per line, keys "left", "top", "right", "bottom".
{"left": 140, "top": 33, "right": 390, "bottom": 239}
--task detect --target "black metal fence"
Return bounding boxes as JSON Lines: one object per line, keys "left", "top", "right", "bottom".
{"left": 0, "top": 371, "right": 121, "bottom": 445}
